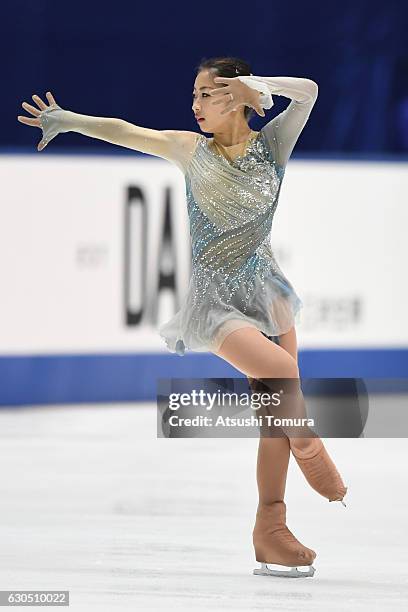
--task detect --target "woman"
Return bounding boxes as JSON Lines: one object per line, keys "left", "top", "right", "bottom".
{"left": 17, "top": 56, "right": 347, "bottom": 578}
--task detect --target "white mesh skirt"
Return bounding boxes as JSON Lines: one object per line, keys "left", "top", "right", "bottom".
{"left": 159, "top": 264, "right": 302, "bottom": 356}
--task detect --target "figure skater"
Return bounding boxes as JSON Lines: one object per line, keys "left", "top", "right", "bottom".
{"left": 17, "top": 55, "right": 348, "bottom": 578}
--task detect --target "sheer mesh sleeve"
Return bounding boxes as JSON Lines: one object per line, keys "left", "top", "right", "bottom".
{"left": 37, "top": 105, "right": 76, "bottom": 150}
{"left": 237, "top": 76, "right": 318, "bottom": 167}
{"left": 37, "top": 105, "right": 198, "bottom": 173}
{"left": 38, "top": 105, "right": 132, "bottom": 151}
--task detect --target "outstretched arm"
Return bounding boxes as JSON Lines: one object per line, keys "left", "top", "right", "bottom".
{"left": 17, "top": 92, "right": 198, "bottom": 173}
{"left": 237, "top": 76, "right": 318, "bottom": 167}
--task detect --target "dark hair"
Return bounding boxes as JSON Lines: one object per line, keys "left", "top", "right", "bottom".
{"left": 195, "top": 56, "right": 256, "bottom": 122}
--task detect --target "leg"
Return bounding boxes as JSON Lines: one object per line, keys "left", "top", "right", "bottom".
{"left": 213, "top": 325, "right": 316, "bottom": 575}
{"left": 213, "top": 325, "right": 348, "bottom": 504}
{"left": 279, "top": 329, "right": 348, "bottom": 506}
{"left": 214, "top": 325, "right": 315, "bottom": 444}
{"left": 213, "top": 325, "right": 300, "bottom": 378}
{"left": 278, "top": 327, "right": 322, "bottom": 452}
{"left": 256, "top": 326, "right": 298, "bottom": 506}
{"left": 214, "top": 325, "right": 307, "bottom": 498}
{"left": 278, "top": 325, "right": 298, "bottom": 363}
{"left": 256, "top": 435, "right": 290, "bottom": 505}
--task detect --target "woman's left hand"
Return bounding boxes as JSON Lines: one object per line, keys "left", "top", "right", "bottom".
{"left": 209, "top": 77, "right": 266, "bottom": 117}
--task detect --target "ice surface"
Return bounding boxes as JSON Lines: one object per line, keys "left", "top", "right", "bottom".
{"left": 0, "top": 403, "right": 407, "bottom": 611}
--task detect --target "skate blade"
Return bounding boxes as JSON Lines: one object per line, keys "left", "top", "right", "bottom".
{"left": 253, "top": 562, "right": 316, "bottom": 578}
{"left": 329, "top": 498, "right": 347, "bottom": 507}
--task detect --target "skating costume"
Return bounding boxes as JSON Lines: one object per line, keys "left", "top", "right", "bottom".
{"left": 35, "top": 76, "right": 317, "bottom": 357}
{"left": 31, "top": 77, "right": 351, "bottom": 579}
{"left": 159, "top": 76, "right": 318, "bottom": 355}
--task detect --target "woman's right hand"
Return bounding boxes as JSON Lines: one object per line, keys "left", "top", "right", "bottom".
{"left": 17, "top": 91, "right": 64, "bottom": 151}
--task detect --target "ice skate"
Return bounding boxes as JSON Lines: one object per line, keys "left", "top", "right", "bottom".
{"left": 252, "top": 500, "right": 316, "bottom": 578}
{"left": 289, "top": 438, "right": 348, "bottom": 505}
{"left": 253, "top": 562, "right": 315, "bottom": 578}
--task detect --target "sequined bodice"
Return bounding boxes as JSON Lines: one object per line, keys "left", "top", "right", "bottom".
{"left": 158, "top": 80, "right": 317, "bottom": 354}
{"left": 181, "top": 130, "right": 287, "bottom": 313}
{"left": 186, "top": 131, "right": 284, "bottom": 270}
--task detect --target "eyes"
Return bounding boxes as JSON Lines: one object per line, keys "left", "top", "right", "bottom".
{"left": 192, "top": 92, "right": 210, "bottom": 100}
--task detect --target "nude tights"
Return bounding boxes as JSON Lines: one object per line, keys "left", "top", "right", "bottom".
{"left": 213, "top": 325, "right": 320, "bottom": 503}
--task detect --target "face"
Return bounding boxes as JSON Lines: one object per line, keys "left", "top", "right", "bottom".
{"left": 192, "top": 69, "right": 244, "bottom": 132}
